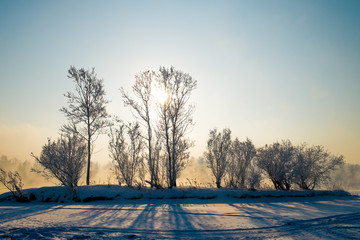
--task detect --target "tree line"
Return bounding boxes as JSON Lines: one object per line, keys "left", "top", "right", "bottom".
{"left": 0, "top": 66, "right": 344, "bottom": 197}
{"left": 204, "top": 128, "right": 344, "bottom": 190}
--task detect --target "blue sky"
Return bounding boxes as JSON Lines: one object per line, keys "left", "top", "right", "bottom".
{"left": 0, "top": 0, "right": 359, "bottom": 164}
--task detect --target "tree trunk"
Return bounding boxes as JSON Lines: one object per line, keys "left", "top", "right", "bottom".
{"left": 86, "top": 138, "right": 91, "bottom": 185}
{"left": 216, "top": 180, "right": 221, "bottom": 188}
{"left": 148, "top": 134, "right": 153, "bottom": 185}
{"left": 86, "top": 119, "right": 91, "bottom": 185}
{"left": 170, "top": 116, "right": 177, "bottom": 188}
{"left": 164, "top": 113, "right": 172, "bottom": 188}
{"left": 240, "top": 175, "right": 245, "bottom": 188}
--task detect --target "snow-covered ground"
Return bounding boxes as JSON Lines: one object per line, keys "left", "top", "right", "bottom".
{"left": 0, "top": 186, "right": 359, "bottom": 239}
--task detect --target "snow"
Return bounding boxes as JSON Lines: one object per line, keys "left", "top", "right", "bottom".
{"left": 0, "top": 186, "right": 359, "bottom": 239}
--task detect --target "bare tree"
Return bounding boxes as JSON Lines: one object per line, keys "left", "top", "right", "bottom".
{"left": 294, "top": 144, "right": 344, "bottom": 190}
{"left": 109, "top": 122, "right": 144, "bottom": 187}
{"left": 0, "top": 169, "right": 27, "bottom": 202}
{"left": 256, "top": 140, "right": 295, "bottom": 190}
{"left": 157, "top": 66, "right": 197, "bottom": 188}
{"left": 121, "top": 71, "right": 162, "bottom": 188}
{"left": 31, "top": 133, "right": 87, "bottom": 190}
{"left": 61, "top": 66, "right": 109, "bottom": 185}
{"left": 204, "top": 128, "right": 232, "bottom": 188}
{"left": 227, "top": 138, "right": 257, "bottom": 188}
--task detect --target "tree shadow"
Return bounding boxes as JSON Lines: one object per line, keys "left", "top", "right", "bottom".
{"left": 2, "top": 196, "right": 358, "bottom": 239}
{"left": 0, "top": 202, "right": 64, "bottom": 225}
{"left": 128, "top": 204, "right": 158, "bottom": 230}
{"left": 127, "top": 203, "right": 197, "bottom": 232}
{"left": 65, "top": 203, "right": 144, "bottom": 228}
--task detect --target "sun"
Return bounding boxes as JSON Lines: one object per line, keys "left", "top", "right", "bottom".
{"left": 153, "top": 86, "right": 169, "bottom": 105}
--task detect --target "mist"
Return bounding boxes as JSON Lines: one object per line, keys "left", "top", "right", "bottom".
{"left": 177, "top": 157, "right": 213, "bottom": 187}
{"left": 1, "top": 154, "right": 359, "bottom": 194}
{"left": 332, "top": 163, "right": 360, "bottom": 190}
{"left": 0, "top": 154, "right": 213, "bottom": 193}
{"left": 0, "top": 155, "right": 49, "bottom": 194}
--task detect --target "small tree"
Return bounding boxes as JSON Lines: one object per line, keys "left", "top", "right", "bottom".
{"left": 61, "top": 66, "right": 109, "bottom": 185}
{"left": 31, "top": 133, "right": 87, "bottom": 190}
{"left": 109, "top": 122, "right": 144, "bottom": 187}
{"left": 227, "top": 138, "right": 257, "bottom": 188}
{"left": 204, "top": 128, "right": 232, "bottom": 188}
{"left": 256, "top": 140, "right": 295, "bottom": 190}
{"left": 0, "top": 169, "right": 27, "bottom": 202}
{"left": 294, "top": 144, "right": 344, "bottom": 190}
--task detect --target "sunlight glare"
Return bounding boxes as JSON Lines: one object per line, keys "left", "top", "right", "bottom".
{"left": 153, "top": 86, "right": 168, "bottom": 105}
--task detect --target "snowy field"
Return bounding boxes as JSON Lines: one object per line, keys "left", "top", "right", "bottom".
{"left": 0, "top": 186, "right": 359, "bottom": 239}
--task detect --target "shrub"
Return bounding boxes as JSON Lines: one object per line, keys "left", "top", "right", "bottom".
{"left": 32, "top": 133, "right": 86, "bottom": 191}
{"left": 0, "top": 169, "right": 28, "bottom": 202}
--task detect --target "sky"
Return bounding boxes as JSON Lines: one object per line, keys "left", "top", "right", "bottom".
{"left": 0, "top": 0, "right": 359, "bottom": 166}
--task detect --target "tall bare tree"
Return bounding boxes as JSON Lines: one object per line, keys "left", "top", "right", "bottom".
{"left": 61, "top": 66, "right": 109, "bottom": 185}
{"left": 121, "top": 71, "right": 162, "bottom": 188}
{"left": 157, "top": 66, "right": 197, "bottom": 188}
{"left": 204, "top": 128, "right": 232, "bottom": 188}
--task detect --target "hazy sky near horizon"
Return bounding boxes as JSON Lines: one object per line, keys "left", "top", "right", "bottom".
{"left": 0, "top": 0, "right": 359, "bottom": 165}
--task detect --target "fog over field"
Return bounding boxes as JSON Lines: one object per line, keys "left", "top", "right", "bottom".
{"left": 1, "top": 155, "right": 360, "bottom": 195}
